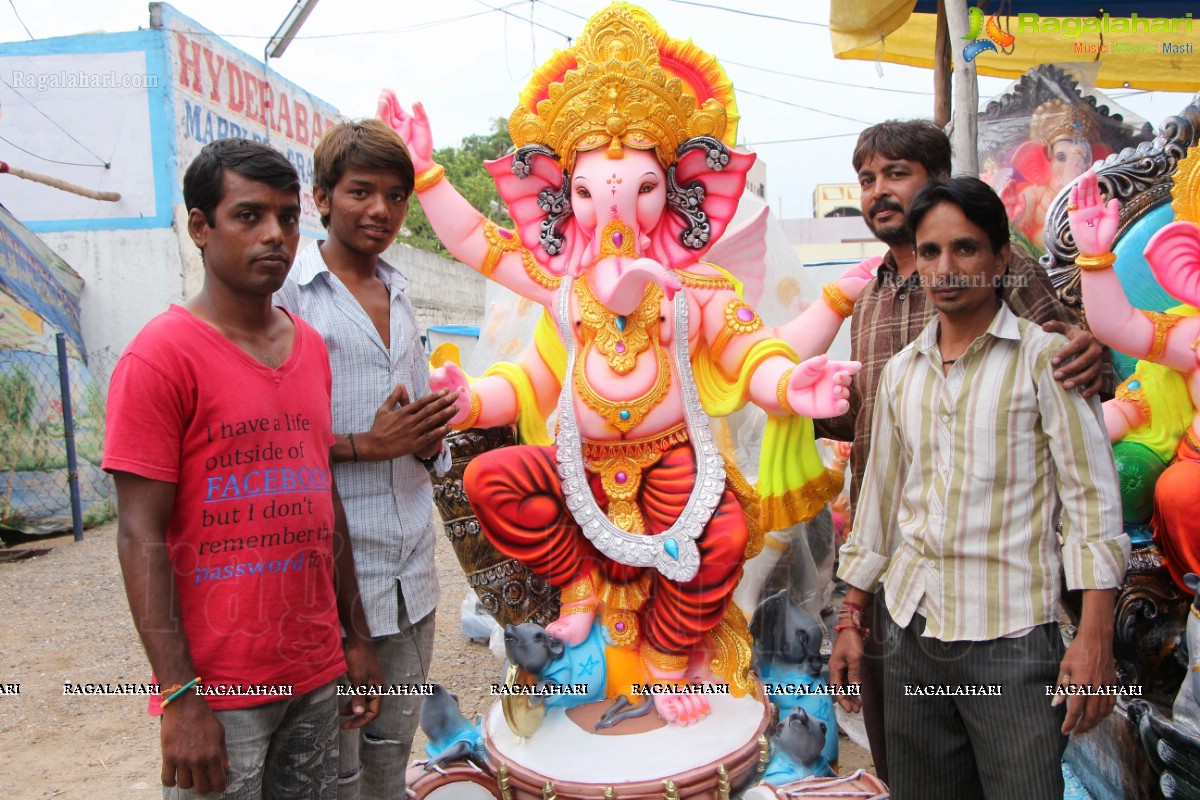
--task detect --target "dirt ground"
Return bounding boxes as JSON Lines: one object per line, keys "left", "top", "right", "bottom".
{"left": 0, "top": 521, "right": 873, "bottom": 799}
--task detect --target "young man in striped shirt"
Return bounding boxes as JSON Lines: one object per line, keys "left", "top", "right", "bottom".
{"left": 829, "top": 177, "right": 1129, "bottom": 799}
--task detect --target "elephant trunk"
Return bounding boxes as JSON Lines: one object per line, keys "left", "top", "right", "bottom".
{"left": 586, "top": 217, "right": 680, "bottom": 315}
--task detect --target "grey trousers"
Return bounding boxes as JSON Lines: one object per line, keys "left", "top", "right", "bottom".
{"left": 164, "top": 680, "right": 339, "bottom": 800}
{"left": 338, "top": 589, "right": 436, "bottom": 800}
{"left": 882, "top": 610, "right": 1067, "bottom": 800}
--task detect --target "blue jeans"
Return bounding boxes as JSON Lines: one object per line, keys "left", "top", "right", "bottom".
{"left": 165, "top": 679, "right": 339, "bottom": 800}
{"left": 338, "top": 589, "right": 435, "bottom": 800}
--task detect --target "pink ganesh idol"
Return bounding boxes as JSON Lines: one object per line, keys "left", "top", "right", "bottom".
{"left": 381, "top": 3, "right": 870, "bottom": 729}
{"left": 1067, "top": 167, "right": 1200, "bottom": 594}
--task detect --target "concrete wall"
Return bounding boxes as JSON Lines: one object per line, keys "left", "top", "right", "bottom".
{"left": 380, "top": 243, "right": 486, "bottom": 334}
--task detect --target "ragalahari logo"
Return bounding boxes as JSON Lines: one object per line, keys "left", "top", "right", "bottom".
{"left": 963, "top": 5, "right": 1016, "bottom": 61}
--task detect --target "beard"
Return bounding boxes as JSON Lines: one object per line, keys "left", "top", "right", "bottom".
{"left": 865, "top": 199, "right": 911, "bottom": 247}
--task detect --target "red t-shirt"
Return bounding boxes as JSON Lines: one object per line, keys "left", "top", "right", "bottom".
{"left": 103, "top": 305, "right": 345, "bottom": 711}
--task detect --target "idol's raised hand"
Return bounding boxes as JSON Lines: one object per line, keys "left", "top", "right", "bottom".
{"left": 1067, "top": 170, "right": 1120, "bottom": 257}
{"left": 377, "top": 89, "right": 435, "bottom": 175}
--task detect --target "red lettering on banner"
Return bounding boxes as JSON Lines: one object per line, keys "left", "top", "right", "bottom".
{"left": 176, "top": 33, "right": 203, "bottom": 93}
{"left": 226, "top": 62, "right": 245, "bottom": 113}
{"left": 277, "top": 93, "right": 293, "bottom": 138}
{"left": 294, "top": 102, "right": 309, "bottom": 146}
{"left": 203, "top": 49, "right": 226, "bottom": 103}
{"left": 261, "top": 81, "right": 276, "bottom": 130}
{"left": 173, "top": 30, "right": 334, "bottom": 153}
{"left": 244, "top": 77, "right": 258, "bottom": 123}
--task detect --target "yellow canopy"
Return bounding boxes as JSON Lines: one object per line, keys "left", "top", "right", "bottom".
{"left": 831, "top": 1, "right": 1198, "bottom": 92}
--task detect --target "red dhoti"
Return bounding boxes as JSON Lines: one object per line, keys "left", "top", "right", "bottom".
{"left": 464, "top": 437, "right": 748, "bottom": 656}
{"left": 1153, "top": 428, "right": 1200, "bottom": 592}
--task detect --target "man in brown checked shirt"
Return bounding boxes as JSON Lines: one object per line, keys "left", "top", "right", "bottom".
{"left": 819, "top": 120, "right": 1110, "bottom": 785}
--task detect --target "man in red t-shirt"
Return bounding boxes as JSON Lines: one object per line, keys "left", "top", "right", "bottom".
{"left": 104, "top": 139, "right": 381, "bottom": 799}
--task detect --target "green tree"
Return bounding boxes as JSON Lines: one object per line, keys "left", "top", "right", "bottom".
{"left": 401, "top": 118, "right": 516, "bottom": 257}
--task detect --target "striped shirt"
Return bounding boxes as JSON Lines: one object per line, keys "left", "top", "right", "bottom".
{"left": 838, "top": 303, "right": 1129, "bottom": 642}
{"left": 814, "top": 246, "right": 1083, "bottom": 520}
{"left": 275, "top": 241, "right": 446, "bottom": 635}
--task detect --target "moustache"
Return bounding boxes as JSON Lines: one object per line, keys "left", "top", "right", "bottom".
{"left": 869, "top": 200, "right": 904, "bottom": 219}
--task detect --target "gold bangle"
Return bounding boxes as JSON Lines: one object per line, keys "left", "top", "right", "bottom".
{"left": 822, "top": 283, "right": 855, "bottom": 318}
{"left": 413, "top": 163, "right": 445, "bottom": 194}
{"left": 1075, "top": 251, "right": 1116, "bottom": 271}
{"left": 776, "top": 367, "right": 795, "bottom": 414}
{"left": 451, "top": 392, "right": 481, "bottom": 431}
{"left": 1140, "top": 310, "right": 1184, "bottom": 362}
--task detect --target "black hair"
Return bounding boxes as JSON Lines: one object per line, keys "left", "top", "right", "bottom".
{"left": 183, "top": 138, "right": 300, "bottom": 226}
{"left": 853, "top": 120, "right": 952, "bottom": 181}
{"left": 906, "top": 175, "right": 1011, "bottom": 254}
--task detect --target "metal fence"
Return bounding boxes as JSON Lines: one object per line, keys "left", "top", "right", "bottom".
{"left": 0, "top": 337, "right": 117, "bottom": 539}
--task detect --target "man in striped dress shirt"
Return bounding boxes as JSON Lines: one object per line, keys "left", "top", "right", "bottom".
{"left": 830, "top": 177, "right": 1129, "bottom": 799}
{"left": 816, "top": 120, "right": 1109, "bottom": 786}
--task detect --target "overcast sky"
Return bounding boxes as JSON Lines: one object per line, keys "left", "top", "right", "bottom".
{"left": 2, "top": 0, "right": 1196, "bottom": 217}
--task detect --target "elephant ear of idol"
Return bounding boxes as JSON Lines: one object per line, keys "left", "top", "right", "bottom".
{"left": 1145, "top": 147, "right": 1200, "bottom": 308}
{"left": 487, "top": 1, "right": 751, "bottom": 275}
{"left": 486, "top": 147, "right": 587, "bottom": 278}
{"left": 646, "top": 140, "right": 755, "bottom": 271}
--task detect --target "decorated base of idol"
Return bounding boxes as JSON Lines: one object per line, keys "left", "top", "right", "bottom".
{"left": 484, "top": 693, "right": 771, "bottom": 800}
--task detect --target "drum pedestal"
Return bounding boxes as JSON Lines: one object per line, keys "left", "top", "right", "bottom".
{"left": 484, "top": 694, "right": 773, "bottom": 800}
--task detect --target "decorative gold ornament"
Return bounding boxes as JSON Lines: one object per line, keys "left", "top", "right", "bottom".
{"left": 1030, "top": 99, "right": 1101, "bottom": 150}
{"left": 561, "top": 573, "right": 596, "bottom": 605}
{"left": 822, "top": 282, "right": 855, "bottom": 318}
{"left": 413, "top": 163, "right": 445, "bottom": 193}
{"left": 1141, "top": 309, "right": 1185, "bottom": 361}
{"left": 603, "top": 788, "right": 616, "bottom": 800}
{"left": 1075, "top": 252, "right": 1117, "bottom": 271}
{"left": 706, "top": 604, "right": 755, "bottom": 696}
{"left": 584, "top": 423, "right": 688, "bottom": 532}
{"left": 498, "top": 764, "right": 514, "bottom": 800}
{"left": 663, "top": 780, "right": 680, "bottom": 800}
{"left": 1172, "top": 141, "right": 1200, "bottom": 225}
{"left": 676, "top": 269, "right": 734, "bottom": 291}
{"left": 543, "top": 781, "right": 558, "bottom": 800}
{"left": 575, "top": 277, "right": 662, "bottom": 373}
{"left": 1115, "top": 375, "right": 1152, "bottom": 426}
{"left": 642, "top": 642, "right": 689, "bottom": 673}
{"left": 716, "top": 766, "right": 730, "bottom": 800}
{"left": 451, "top": 392, "right": 482, "bottom": 431}
{"left": 574, "top": 340, "right": 672, "bottom": 433}
{"left": 481, "top": 222, "right": 562, "bottom": 288}
{"left": 482, "top": 222, "right": 522, "bottom": 277}
{"left": 756, "top": 734, "right": 770, "bottom": 775}
{"left": 776, "top": 367, "right": 795, "bottom": 415}
{"left": 598, "top": 218, "right": 638, "bottom": 259}
{"left": 602, "top": 608, "right": 640, "bottom": 647}
{"left": 509, "top": 3, "right": 739, "bottom": 172}
{"left": 709, "top": 299, "right": 763, "bottom": 360}
{"left": 501, "top": 662, "right": 547, "bottom": 737}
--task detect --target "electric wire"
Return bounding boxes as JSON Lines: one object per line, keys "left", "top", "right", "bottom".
{"left": 0, "top": 133, "right": 108, "bottom": 167}
{"left": 6, "top": 0, "right": 33, "bottom": 39}
{"left": 0, "top": 77, "right": 110, "bottom": 167}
